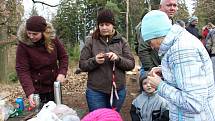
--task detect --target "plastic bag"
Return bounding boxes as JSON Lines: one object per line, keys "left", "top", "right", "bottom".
{"left": 27, "top": 101, "right": 80, "bottom": 121}
{"left": 0, "top": 99, "right": 15, "bottom": 121}
{"left": 52, "top": 104, "right": 80, "bottom": 121}
{"left": 27, "top": 101, "right": 59, "bottom": 121}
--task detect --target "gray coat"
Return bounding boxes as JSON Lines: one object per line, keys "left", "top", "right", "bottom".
{"left": 131, "top": 91, "right": 168, "bottom": 121}
{"left": 206, "top": 29, "right": 215, "bottom": 55}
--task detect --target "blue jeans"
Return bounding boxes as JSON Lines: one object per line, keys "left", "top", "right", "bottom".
{"left": 86, "top": 87, "right": 126, "bottom": 112}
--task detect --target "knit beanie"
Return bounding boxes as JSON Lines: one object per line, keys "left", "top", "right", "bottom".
{"left": 189, "top": 16, "right": 198, "bottom": 23}
{"left": 141, "top": 10, "right": 172, "bottom": 42}
{"left": 81, "top": 108, "right": 123, "bottom": 121}
{"left": 97, "top": 9, "right": 115, "bottom": 26}
{"left": 26, "top": 16, "right": 47, "bottom": 32}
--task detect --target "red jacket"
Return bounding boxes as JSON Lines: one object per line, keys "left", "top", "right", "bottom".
{"left": 16, "top": 23, "right": 68, "bottom": 97}
{"left": 201, "top": 28, "right": 209, "bottom": 46}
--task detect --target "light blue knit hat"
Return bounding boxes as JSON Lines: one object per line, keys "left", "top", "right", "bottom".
{"left": 141, "top": 10, "right": 172, "bottom": 42}
{"left": 188, "top": 16, "right": 198, "bottom": 23}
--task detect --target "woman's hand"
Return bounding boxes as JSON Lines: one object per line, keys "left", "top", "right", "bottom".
{"left": 96, "top": 53, "right": 105, "bottom": 64}
{"left": 105, "top": 52, "right": 119, "bottom": 61}
{"left": 28, "top": 94, "right": 36, "bottom": 107}
{"left": 56, "top": 74, "right": 66, "bottom": 83}
{"left": 148, "top": 66, "right": 162, "bottom": 77}
{"left": 147, "top": 71, "right": 163, "bottom": 89}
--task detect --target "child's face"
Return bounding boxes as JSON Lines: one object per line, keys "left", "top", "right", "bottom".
{"left": 142, "top": 78, "right": 156, "bottom": 94}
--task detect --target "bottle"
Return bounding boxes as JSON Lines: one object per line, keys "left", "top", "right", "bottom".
{"left": 54, "top": 81, "right": 62, "bottom": 104}
{"left": 15, "top": 97, "right": 24, "bottom": 111}
{"left": 33, "top": 94, "right": 40, "bottom": 112}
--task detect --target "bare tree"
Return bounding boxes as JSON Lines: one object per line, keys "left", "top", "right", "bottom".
{"left": 31, "top": 0, "right": 59, "bottom": 7}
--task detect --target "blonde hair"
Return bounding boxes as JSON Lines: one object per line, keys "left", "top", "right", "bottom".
{"left": 43, "top": 22, "right": 56, "bottom": 53}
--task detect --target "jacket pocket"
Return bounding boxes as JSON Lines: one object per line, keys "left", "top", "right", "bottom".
{"left": 32, "top": 69, "right": 55, "bottom": 86}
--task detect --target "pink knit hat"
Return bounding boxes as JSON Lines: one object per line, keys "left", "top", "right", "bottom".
{"left": 81, "top": 108, "right": 123, "bottom": 121}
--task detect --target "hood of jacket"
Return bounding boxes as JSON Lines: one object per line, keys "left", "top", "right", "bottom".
{"left": 17, "top": 22, "right": 56, "bottom": 46}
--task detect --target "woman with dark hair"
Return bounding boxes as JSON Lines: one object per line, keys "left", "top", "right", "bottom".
{"left": 176, "top": 19, "right": 185, "bottom": 28}
{"left": 79, "top": 9, "right": 135, "bottom": 112}
{"left": 16, "top": 16, "right": 68, "bottom": 108}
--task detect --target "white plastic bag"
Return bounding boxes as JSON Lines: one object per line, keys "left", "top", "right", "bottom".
{"left": 0, "top": 99, "right": 14, "bottom": 121}
{"left": 52, "top": 104, "right": 80, "bottom": 121}
{"left": 27, "top": 101, "right": 80, "bottom": 121}
{"left": 27, "top": 101, "right": 60, "bottom": 121}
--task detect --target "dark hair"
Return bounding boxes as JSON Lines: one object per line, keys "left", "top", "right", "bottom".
{"left": 176, "top": 20, "right": 185, "bottom": 28}
{"left": 92, "top": 9, "right": 115, "bottom": 40}
{"left": 92, "top": 27, "right": 100, "bottom": 40}
{"left": 139, "top": 71, "right": 149, "bottom": 91}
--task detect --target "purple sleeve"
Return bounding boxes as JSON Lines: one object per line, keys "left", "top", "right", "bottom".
{"left": 55, "top": 37, "right": 68, "bottom": 76}
{"left": 16, "top": 44, "right": 35, "bottom": 97}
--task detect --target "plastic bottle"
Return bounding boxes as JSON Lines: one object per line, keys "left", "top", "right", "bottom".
{"left": 15, "top": 97, "right": 24, "bottom": 111}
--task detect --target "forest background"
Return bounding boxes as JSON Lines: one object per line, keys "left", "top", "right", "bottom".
{"left": 0, "top": 0, "right": 214, "bottom": 82}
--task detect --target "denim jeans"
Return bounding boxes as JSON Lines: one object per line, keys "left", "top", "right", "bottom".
{"left": 86, "top": 87, "right": 126, "bottom": 112}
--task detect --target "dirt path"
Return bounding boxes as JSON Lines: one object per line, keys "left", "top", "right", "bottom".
{"left": 0, "top": 66, "right": 140, "bottom": 121}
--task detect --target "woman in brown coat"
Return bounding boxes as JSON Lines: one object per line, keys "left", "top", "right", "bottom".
{"left": 16, "top": 16, "right": 68, "bottom": 108}
{"left": 79, "top": 9, "right": 135, "bottom": 112}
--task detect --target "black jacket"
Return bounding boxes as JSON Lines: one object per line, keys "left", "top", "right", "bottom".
{"left": 186, "top": 24, "right": 201, "bottom": 39}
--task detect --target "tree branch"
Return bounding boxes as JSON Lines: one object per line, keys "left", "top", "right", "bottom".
{"left": 32, "top": 0, "right": 59, "bottom": 7}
